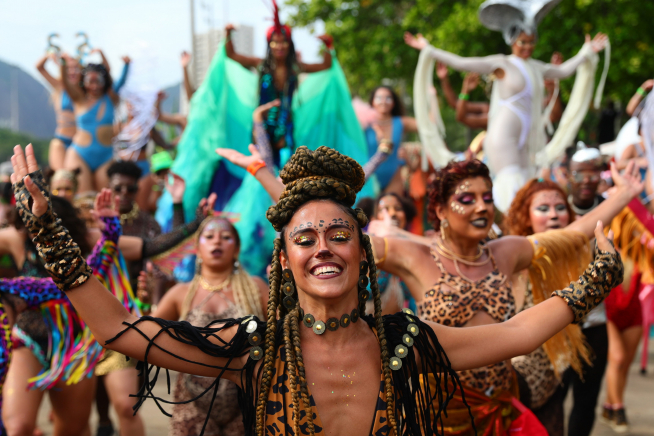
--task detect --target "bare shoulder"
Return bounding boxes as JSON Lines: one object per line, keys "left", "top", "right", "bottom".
{"left": 488, "top": 236, "right": 532, "bottom": 272}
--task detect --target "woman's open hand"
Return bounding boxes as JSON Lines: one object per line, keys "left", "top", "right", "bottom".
{"left": 92, "top": 188, "right": 119, "bottom": 219}
{"left": 587, "top": 32, "right": 608, "bottom": 53}
{"left": 216, "top": 144, "right": 263, "bottom": 170}
{"left": 595, "top": 220, "right": 615, "bottom": 254}
{"left": 10, "top": 144, "right": 48, "bottom": 217}
{"left": 404, "top": 32, "right": 428, "bottom": 51}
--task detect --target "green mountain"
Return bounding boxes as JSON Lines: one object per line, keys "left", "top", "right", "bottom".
{"left": 0, "top": 128, "right": 49, "bottom": 165}
{"left": 0, "top": 59, "right": 56, "bottom": 139}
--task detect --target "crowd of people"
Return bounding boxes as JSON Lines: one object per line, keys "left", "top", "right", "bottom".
{"left": 0, "top": 0, "right": 652, "bottom": 435}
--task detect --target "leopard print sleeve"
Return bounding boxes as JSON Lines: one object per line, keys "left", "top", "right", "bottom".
{"left": 551, "top": 244, "right": 623, "bottom": 324}
{"left": 13, "top": 170, "right": 93, "bottom": 292}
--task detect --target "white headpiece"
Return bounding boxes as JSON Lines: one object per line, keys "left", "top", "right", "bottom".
{"left": 478, "top": 0, "right": 561, "bottom": 45}
{"left": 571, "top": 141, "right": 601, "bottom": 163}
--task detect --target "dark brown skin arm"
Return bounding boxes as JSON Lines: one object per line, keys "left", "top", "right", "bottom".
{"left": 224, "top": 25, "right": 262, "bottom": 69}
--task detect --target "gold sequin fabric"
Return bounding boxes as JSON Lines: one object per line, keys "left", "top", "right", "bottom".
{"left": 13, "top": 170, "right": 92, "bottom": 291}
{"left": 552, "top": 247, "right": 623, "bottom": 324}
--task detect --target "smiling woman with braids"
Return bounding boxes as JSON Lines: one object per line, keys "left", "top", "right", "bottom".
{"left": 10, "top": 143, "right": 624, "bottom": 436}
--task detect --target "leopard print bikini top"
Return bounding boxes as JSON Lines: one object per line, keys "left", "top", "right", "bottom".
{"left": 418, "top": 245, "right": 516, "bottom": 396}
{"left": 265, "top": 329, "right": 389, "bottom": 435}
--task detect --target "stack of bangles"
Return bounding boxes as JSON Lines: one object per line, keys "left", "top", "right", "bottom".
{"left": 459, "top": 93, "right": 470, "bottom": 101}
{"left": 378, "top": 140, "right": 393, "bottom": 155}
{"left": 637, "top": 87, "right": 647, "bottom": 97}
{"left": 246, "top": 160, "right": 267, "bottom": 176}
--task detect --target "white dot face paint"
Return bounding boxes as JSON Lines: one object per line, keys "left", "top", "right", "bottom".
{"left": 529, "top": 190, "right": 570, "bottom": 234}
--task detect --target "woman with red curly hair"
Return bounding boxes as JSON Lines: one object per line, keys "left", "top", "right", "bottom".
{"left": 368, "top": 159, "right": 643, "bottom": 435}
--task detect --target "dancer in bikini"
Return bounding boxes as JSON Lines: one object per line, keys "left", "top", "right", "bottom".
{"left": 61, "top": 56, "right": 130, "bottom": 192}
{"left": 10, "top": 143, "right": 623, "bottom": 435}
{"left": 36, "top": 52, "right": 81, "bottom": 171}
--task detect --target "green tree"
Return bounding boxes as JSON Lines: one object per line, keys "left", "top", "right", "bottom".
{"left": 287, "top": 0, "right": 654, "bottom": 147}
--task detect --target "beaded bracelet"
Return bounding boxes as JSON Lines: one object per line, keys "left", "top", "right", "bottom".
{"left": 459, "top": 93, "right": 470, "bottom": 101}
{"left": 246, "top": 160, "right": 267, "bottom": 176}
{"left": 637, "top": 87, "right": 647, "bottom": 97}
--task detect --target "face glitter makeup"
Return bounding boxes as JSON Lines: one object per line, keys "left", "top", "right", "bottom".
{"left": 293, "top": 235, "right": 311, "bottom": 244}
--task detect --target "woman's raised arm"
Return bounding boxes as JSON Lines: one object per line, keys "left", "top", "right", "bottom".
{"left": 436, "top": 222, "right": 622, "bottom": 371}
{"left": 9, "top": 144, "right": 249, "bottom": 383}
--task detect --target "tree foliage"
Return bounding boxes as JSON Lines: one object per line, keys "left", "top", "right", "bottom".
{"left": 287, "top": 0, "right": 654, "bottom": 109}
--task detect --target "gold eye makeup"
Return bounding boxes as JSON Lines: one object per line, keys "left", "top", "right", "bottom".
{"left": 331, "top": 230, "right": 352, "bottom": 241}
{"left": 293, "top": 235, "right": 314, "bottom": 245}
{"left": 454, "top": 181, "right": 472, "bottom": 196}
{"left": 450, "top": 201, "right": 466, "bottom": 215}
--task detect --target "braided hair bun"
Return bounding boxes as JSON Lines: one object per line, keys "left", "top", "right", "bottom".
{"left": 266, "top": 146, "right": 367, "bottom": 231}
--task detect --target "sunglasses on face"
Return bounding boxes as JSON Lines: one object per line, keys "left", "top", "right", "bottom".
{"left": 570, "top": 171, "right": 600, "bottom": 183}
{"left": 373, "top": 96, "right": 393, "bottom": 104}
{"left": 113, "top": 184, "right": 138, "bottom": 194}
{"left": 84, "top": 76, "right": 105, "bottom": 86}
{"left": 52, "top": 187, "right": 74, "bottom": 196}
{"left": 269, "top": 41, "right": 289, "bottom": 49}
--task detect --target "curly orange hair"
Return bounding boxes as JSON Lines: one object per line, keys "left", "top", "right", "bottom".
{"left": 506, "top": 178, "right": 575, "bottom": 237}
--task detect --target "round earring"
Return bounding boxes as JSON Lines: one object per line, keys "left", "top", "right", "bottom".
{"left": 440, "top": 219, "right": 449, "bottom": 241}
{"left": 281, "top": 268, "right": 297, "bottom": 311}
{"left": 233, "top": 259, "right": 241, "bottom": 272}
{"left": 358, "top": 261, "right": 369, "bottom": 304}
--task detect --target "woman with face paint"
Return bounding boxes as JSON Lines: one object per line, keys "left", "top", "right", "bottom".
{"left": 366, "top": 158, "right": 642, "bottom": 435}
{"left": 9, "top": 143, "right": 628, "bottom": 436}
{"left": 137, "top": 216, "right": 268, "bottom": 436}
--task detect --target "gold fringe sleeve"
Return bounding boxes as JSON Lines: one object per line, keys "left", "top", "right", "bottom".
{"left": 607, "top": 207, "right": 654, "bottom": 285}
{"left": 527, "top": 229, "right": 592, "bottom": 377}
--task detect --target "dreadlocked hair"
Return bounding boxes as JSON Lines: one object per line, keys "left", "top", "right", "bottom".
{"left": 180, "top": 217, "right": 264, "bottom": 320}
{"left": 255, "top": 146, "right": 398, "bottom": 436}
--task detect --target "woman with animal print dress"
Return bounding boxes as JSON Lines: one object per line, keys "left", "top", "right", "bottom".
{"left": 368, "top": 159, "right": 643, "bottom": 435}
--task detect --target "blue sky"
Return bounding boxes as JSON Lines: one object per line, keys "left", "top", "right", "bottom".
{"left": 0, "top": 0, "right": 323, "bottom": 89}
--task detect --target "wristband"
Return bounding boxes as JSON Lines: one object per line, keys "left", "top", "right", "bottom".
{"left": 135, "top": 298, "right": 152, "bottom": 312}
{"left": 379, "top": 144, "right": 393, "bottom": 155}
{"left": 637, "top": 87, "right": 647, "bottom": 97}
{"left": 247, "top": 160, "right": 267, "bottom": 176}
{"left": 458, "top": 93, "right": 469, "bottom": 101}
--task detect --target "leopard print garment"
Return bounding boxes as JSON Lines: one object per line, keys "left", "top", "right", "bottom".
{"left": 171, "top": 293, "right": 245, "bottom": 436}
{"left": 511, "top": 283, "right": 560, "bottom": 409}
{"left": 418, "top": 248, "right": 516, "bottom": 395}
{"left": 265, "top": 333, "right": 389, "bottom": 436}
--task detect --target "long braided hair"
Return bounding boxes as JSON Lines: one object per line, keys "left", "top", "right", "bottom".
{"left": 254, "top": 146, "right": 398, "bottom": 436}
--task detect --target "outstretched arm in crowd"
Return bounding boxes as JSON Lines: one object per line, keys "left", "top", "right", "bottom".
{"left": 9, "top": 145, "right": 246, "bottom": 382}
{"left": 180, "top": 51, "right": 195, "bottom": 100}
{"left": 626, "top": 80, "right": 653, "bottom": 117}
{"left": 225, "top": 24, "right": 263, "bottom": 69}
{"left": 299, "top": 35, "right": 333, "bottom": 73}
{"left": 216, "top": 145, "right": 284, "bottom": 203}
{"left": 435, "top": 63, "right": 457, "bottom": 109}
{"left": 455, "top": 73, "right": 489, "bottom": 130}
{"left": 36, "top": 52, "right": 62, "bottom": 90}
